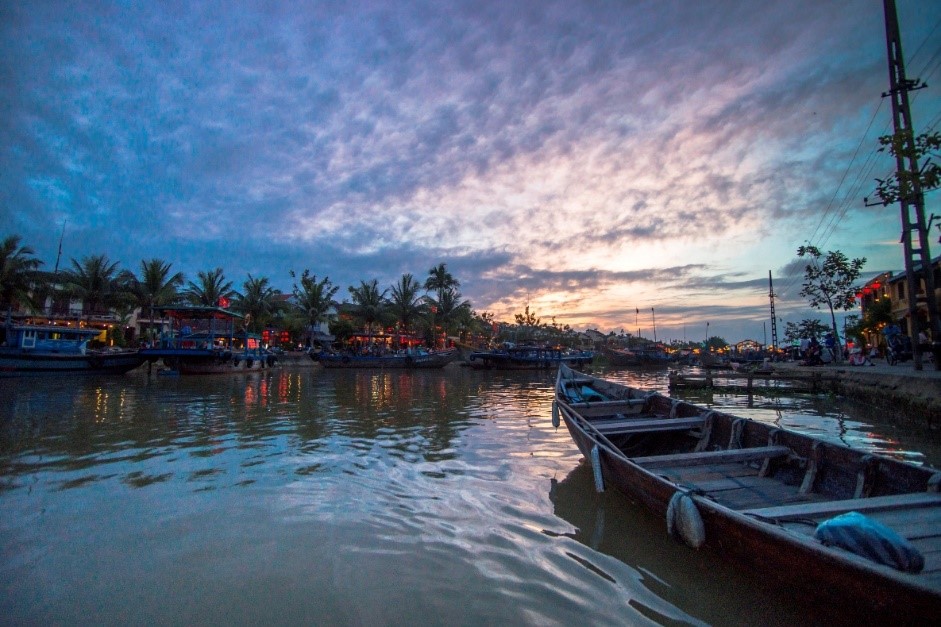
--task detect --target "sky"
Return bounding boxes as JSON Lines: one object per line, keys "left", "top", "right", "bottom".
{"left": 2, "top": 0, "right": 941, "bottom": 344}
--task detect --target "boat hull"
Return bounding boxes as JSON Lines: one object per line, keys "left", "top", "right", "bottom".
{"left": 0, "top": 350, "right": 144, "bottom": 377}
{"left": 468, "top": 349, "right": 593, "bottom": 370}
{"left": 141, "top": 348, "right": 278, "bottom": 375}
{"left": 554, "top": 364, "right": 941, "bottom": 622}
{"left": 319, "top": 350, "right": 456, "bottom": 369}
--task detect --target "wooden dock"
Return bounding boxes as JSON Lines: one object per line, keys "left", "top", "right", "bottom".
{"left": 668, "top": 370, "right": 842, "bottom": 395}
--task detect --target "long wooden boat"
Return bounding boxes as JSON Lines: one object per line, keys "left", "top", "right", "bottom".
{"left": 467, "top": 345, "right": 593, "bottom": 370}
{"left": 553, "top": 364, "right": 941, "bottom": 621}
{"left": 0, "top": 322, "right": 143, "bottom": 376}
{"left": 318, "top": 348, "right": 457, "bottom": 369}
{"left": 139, "top": 306, "right": 277, "bottom": 375}
{"left": 602, "top": 345, "right": 670, "bottom": 367}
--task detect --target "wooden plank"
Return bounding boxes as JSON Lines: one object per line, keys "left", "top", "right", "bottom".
{"left": 576, "top": 404, "right": 647, "bottom": 418}
{"left": 631, "top": 445, "right": 791, "bottom": 469}
{"left": 568, "top": 398, "right": 648, "bottom": 410}
{"left": 740, "top": 491, "right": 941, "bottom": 521}
{"left": 594, "top": 416, "right": 704, "bottom": 435}
{"left": 867, "top": 508, "right": 941, "bottom": 541}
{"left": 653, "top": 462, "right": 760, "bottom": 482}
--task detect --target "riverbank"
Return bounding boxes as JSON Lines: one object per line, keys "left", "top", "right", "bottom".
{"left": 770, "top": 359, "right": 941, "bottom": 428}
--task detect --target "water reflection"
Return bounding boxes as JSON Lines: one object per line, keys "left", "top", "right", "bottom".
{"left": 1, "top": 365, "right": 939, "bottom": 625}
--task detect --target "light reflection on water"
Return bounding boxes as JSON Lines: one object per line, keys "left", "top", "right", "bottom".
{"left": 0, "top": 365, "right": 937, "bottom": 625}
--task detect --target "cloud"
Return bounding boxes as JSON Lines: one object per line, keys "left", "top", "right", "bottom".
{"left": 2, "top": 0, "right": 939, "bottom": 340}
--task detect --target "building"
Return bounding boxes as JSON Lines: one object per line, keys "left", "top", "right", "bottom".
{"left": 859, "top": 258, "right": 941, "bottom": 341}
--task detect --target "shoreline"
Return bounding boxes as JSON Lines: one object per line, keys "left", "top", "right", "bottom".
{"left": 753, "top": 359, "right": 941, "bottom": 428}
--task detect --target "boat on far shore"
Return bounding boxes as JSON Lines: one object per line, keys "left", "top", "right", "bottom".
{"left": 602, "top": 344, "right": 670, "bottom": 367}
{"left": 139, "top": 306, "right": 278, "bottom": 375}
{"left": 316, "top": 347, "right": 458, "bottom": 369}
{"left": 0, "top": 320, "right": 143, "bottom": 376}
{"left": 467, "top": 344, "right": 594, "bottom": 370}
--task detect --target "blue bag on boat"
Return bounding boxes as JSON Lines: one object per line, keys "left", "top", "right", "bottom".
{"left": 814, "top": 511, "right": 924, "bottom": 573}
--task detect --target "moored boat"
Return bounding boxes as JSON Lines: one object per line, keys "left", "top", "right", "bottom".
{"left": 0, "top": 321, "right": 143, "bottom": 376}
{"left": 139, "top": 306, "right": 277, "bottom": 375}
{"left": 552, "top": 364, "right": 941, "bottom": 622}
{"left": 602, "top": 344, "right": 670, "bottom": 367}
{"left": 467, "top": 345, "right": 593, "bottom": 370}
{"left": 317, "top": 347, "right": 457, "bottom": 369}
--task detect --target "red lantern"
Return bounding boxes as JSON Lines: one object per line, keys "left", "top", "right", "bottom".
{"left": 262, "top": 330, "right": 270, "bottom": 343}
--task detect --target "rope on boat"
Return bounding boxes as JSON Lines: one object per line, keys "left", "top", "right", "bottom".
{"left": 694, "top": 411, "right": 715, "bottom": 452}
{"left": 590, "top": 445, "right": 605, "bottom": 493}
{"left": 928, "top": 472, "right": 941, "bottom": 492}
{"left": 728, "top": 418, "right": 746, "bottom": 449}
{"left": 551, "top": 401, "right": 560, "bottom": 428}
{"left": 669, "top": 399, "right": 681, "bottom": 419}
{"left": 666, "top": 490, "right": 705, "bottom": 549}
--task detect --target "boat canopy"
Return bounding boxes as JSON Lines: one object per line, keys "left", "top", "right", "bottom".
{"left": 153, "top": 306, "right": 244, "bottom": 320}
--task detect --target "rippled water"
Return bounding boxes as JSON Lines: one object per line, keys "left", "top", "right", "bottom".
{"left": 1, "top": 365, "right": 937, "bottom": 625}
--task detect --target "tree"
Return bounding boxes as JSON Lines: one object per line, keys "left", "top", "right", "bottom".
{"left": 388, "top": 273, "right": 424, "bottom": 334}
{"left": 514, "top": 304, "right": 539, "bottom": 328}
{"left": 183, "top": 267, "right": 236, "bottom": 306}
{"left": 513, "top": 304, "right": 540, "bottom": 343}
{"left": 782, "top": 319, "right": 832, "bottom": 345}
{"left": 429, "top": 286, "right": 471, "bottom": 342}
{"left": 424, "top": 262, "right": 459, "bottom": 300}
{"left": 60, "top": 254, "right": 126, "bottom": 319}
{"left": 704, "top": 336, "right": 729, "bottom": 351}
{"left": 348, "top": 279, "right": 388, "bottom": 334}
{"left": 234, "top": 274, "right": 281, "bottom": 332}
{"left": 0, "top": 234, "right": 43, "bottom": 315}
{"left": 291, "top": 270, "right": 339, "bottom": 345}
{"left": 128, "top": 258, "right": 184, "bottom": 341}
{"left": 872, "top": 130, "right": 941, "bottom": 206}
{"left": 797, "top": 245, "right": 865, "bottom": 359}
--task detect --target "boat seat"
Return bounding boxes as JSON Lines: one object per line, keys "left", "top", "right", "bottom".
{"left": 740, "top": 491, "right": 941, "bottom": 521}
{"left": 568, "top": 399, "right": 649, "bottom": 418}
{"left": 594, "top": 416, "right": 704, "bottom": 435}
{"left": 631, "top": 445, "right": 792, "bottom": 469}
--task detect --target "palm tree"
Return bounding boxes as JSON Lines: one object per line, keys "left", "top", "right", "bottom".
{"left": 429, "top": 287, "right": 471, "bottom": 344}
{"left": 128, "top": 258, "right": 184, "bottom": 341}
{"left": 388, "top": 273, "right": 424, "bottom": 334}
{"left": 60, "top": 254, "right": 125, "bottom": 319}
{"left": 424, "top": 263, "right": 459, "bottom": 349}
{"left": 234, "top": 274, "right": 282, "bottom": 332}
{"left": 183, "top": 267, "right": 236, "bottom": 306}
{"left": 424, "top": 262, "right": 459, "bottom": 301}
{"left": 291, "top": 270, "right": 339, "bottom": 344}
{"left": 0, "top": 234, "right": 43, "bottom": 316}
{"left": 348, "top": 279, "right": 388, "bottom": 335}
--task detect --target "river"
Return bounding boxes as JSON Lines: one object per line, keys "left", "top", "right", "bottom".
{"left": 1, "top": 364, "right": 938, "bottom": 625}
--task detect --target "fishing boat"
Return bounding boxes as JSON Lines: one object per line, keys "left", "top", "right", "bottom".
{"left": 0, "top": 321, "right": 143, "bottom": 376}
{"left": 467, "top": 344, "right": 594, "bottom": 370}
{"left": 552, "top": 364, "right": 941, "bottom": 621}
{"left": 317, "top": 347, "right": 457, "bottom": 369}
{"left": 602, "top": 344, "right": 670, "bottom": 367}
{"left": 139, "top": 306, "right": 277, "bottom": 375}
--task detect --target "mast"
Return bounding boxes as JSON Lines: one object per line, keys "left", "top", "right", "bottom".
{"left": 768, "top": 271, "right": 778, "bottom": 353}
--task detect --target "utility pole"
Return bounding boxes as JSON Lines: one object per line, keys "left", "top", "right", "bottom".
{"left": 881, "top": 0, "right": 940, "bottom": 370}
{"left": 768, "top": 271, "right": 778, "bottom": 354}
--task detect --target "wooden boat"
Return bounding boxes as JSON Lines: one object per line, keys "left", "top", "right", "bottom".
{"left": 467, "top": 345, "right": 593, "bottom": 370}
{"left": 318, "top": 347, "right": 457, "bottom": 369}
{"left": 553, "top": 364, "right": 941, "bottom": 621}
{"left": 140, "top": 306, "right": 277, "bottom": 375}
{"left": 602, "top": 345, "right": 670, "bottom": 367}
{"left": 0, "top": 321, "right": 143, "bottom": 376}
